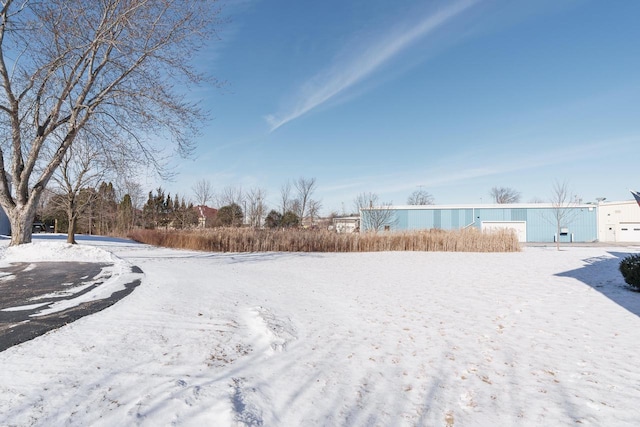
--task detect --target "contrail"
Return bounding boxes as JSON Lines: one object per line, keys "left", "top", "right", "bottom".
{"left": 266, "top": 0, "right": 478, "bottom": 132}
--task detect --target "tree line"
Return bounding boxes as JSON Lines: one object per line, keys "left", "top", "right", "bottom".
{"left": 34, "top": 175, "right": 326, "bottom": 241}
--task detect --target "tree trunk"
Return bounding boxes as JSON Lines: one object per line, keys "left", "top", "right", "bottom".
{"left": 7, "top": 204, "right": 38, "bottom": 246}
{"left": 67, "top": 215, "right": 77, "bottom": 244}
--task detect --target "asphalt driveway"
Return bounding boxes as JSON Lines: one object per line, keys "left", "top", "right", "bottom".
{"left": 0, "top": 261, "right": 142, "bottom": 352}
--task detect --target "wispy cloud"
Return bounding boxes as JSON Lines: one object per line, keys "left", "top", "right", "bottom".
{"left": 333, "top": 137, "right": 625, "bottom": 198}
{"left": 265, "top": 0, "right": 478, "bottom": 132}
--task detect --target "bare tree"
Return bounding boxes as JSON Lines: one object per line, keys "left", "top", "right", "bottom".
{"left": 289, "top": 199, "right": 301, "bottom": 219}
{"left": 294, "top": 177, "right": 317, "bottom": 221}
{"left": 490, "top": 187, "right": 521, "bottom": 204}
{"left": 307, "top": 199, "right": 323, "bottom": 226}
{"left": 124, "top": 181, "right": 145, "bottom": 209}
{"left": 36, "top": 187, "right": 56, "bottom": 227}
{"left": 407, "top": 189, "right": 434, "bottom": 205}
{"left": 280, "top": 181, "right": 292, "bottom": 215}
{"left": 0, "top": 0, "right": 222, "bottom": 245}
{"left": 51, "top": 137, "right": 107, "bottom": 244}
{"left": 192, "top": 179, "right": 215, "bottom": 207}
{"left": 216, "top": 185, "right": 244, "bottom": 208}
{"left": 246, "top": 186, "right": 267, "bottom": 228}
{"left": 354, "top": 192, "right": 396, "bottom": 232}
{"left": 353, "top": 192, "right": 378, "bottom": 213}
{"left": 361, "top": 202, "right": 397, "bottom": 232}
{"left": 549, "top": 180, "right": 580, "bottom": 251}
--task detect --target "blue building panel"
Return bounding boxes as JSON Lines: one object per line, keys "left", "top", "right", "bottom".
{"left": 511, "top": 209, "right": 528, "bottom": 221}
{"left": 476, "top": 208, "right": 513, "bottom": 222}
{"left": 406, "top": 209, "right": 433, "bottom": 229}
{"left": 463, "top": 209, "right": 474, "bottom": 228}
{"left": 433, "top": 210, "right": 442, "bottom": 228}
{"left": 395, "top": 209, "right": 409, "bottom": 229}
{"left": 451, "top": 210, "right": 460, "bottom": 228}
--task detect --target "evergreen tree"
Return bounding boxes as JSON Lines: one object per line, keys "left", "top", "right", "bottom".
{"left": 216, "top": 203, "right": 243, "bottom": 227}
{"left": 281, "top": 210, "right": 300, "bottom": 228}
{"left": 265, "top": 210, "right": 283, "bottom": 228}
{"left": 142, "top": 188, "right": 169, "bottom": 229}
{"left": 95, "top": 182, "right": 117, "bottom": 234}
{"left": 117, "top": 194, "right": 134, "bottom": 233}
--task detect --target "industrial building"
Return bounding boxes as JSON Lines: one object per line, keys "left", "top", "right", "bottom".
{"left": 360, "top": 200, "right": 640, "bottom": 243}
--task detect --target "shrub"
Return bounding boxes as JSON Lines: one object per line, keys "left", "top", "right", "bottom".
{"left": 619, "top": 254, "right": 640, "bottom": 291}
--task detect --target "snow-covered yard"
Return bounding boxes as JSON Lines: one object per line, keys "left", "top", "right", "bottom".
{"left": 1, "top": 236, "right": 640, "bottom": 426}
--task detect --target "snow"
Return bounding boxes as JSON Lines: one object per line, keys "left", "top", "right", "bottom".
{"left": 1, "top": 236, "right": 640, "bottom": 426}
{"left": 0, "top": 240, "right": 116, "bottom": 263}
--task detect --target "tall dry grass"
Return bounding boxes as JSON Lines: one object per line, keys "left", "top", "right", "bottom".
{"left": 128, "top": 227, "right": 520, "bottom": 253}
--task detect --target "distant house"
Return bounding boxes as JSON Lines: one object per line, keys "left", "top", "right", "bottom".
{"left": 333, "top": 216, "right": 360, "bottom": 233}
{"left": 298, "top": 215, "right": 330, "bottom": 230}
{"left": 195, "top": 205, "right": 218, "bottom": 228}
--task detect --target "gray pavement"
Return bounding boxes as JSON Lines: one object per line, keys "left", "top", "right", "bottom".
{"left": 0, "top": 261, "right": 142, "bottom": 352}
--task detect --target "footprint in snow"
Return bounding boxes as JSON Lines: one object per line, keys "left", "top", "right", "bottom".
{"left": 243, "top": 306, "right": 297, "bottom": 354}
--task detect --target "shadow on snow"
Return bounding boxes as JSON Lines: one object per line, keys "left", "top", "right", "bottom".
{"left": 556, "top": 251, "right": 640, "bottom": 317}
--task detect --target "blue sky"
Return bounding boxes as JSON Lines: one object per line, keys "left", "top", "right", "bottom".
{"left": 159, "top": 0, "right": 640, "bottom": 214}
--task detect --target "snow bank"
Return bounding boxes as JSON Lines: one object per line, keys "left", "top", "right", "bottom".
{"left": 0, "top": 240, "right": 117, "bottom": 264}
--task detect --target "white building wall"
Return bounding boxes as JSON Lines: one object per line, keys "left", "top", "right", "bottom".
{"left": 597, "top": 201, "right": 640, "bottom": 242}
{"left": 333, "top": 217, "right": 360, "bottom": 233}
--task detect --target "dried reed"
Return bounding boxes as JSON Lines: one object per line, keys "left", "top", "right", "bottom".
{"left": 128, "top": 227, "right": 520, "bottom": 253}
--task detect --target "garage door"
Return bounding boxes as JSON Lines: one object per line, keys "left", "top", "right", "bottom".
{"left": 481, "top": 221, "right": 527, "bottom": 242}
{"left": 618, "top": 223, "right": 640, "bottom": 242}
